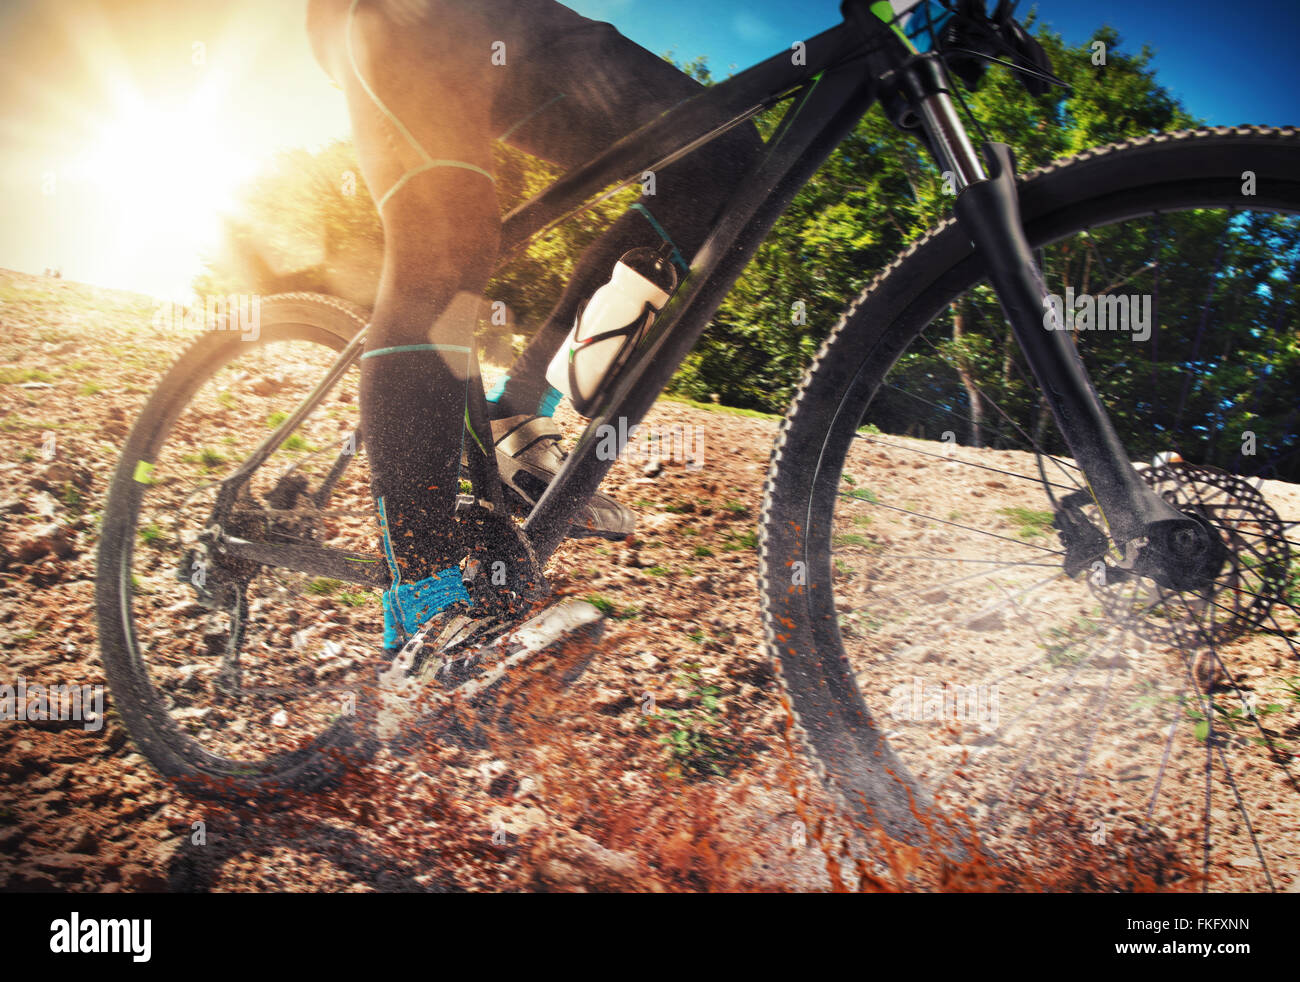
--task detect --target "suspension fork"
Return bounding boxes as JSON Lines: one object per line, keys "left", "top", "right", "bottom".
{"left": 897, "top": 56, "right": 1210, "bottom": 572}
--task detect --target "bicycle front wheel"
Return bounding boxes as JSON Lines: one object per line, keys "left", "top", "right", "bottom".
{"left": 760, "top": 126, "right": 1300, "bottom": 889}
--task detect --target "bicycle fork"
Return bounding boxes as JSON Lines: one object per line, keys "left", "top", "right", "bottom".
{"left": 905, "top": 58, "right": 1223, "bottom": 592}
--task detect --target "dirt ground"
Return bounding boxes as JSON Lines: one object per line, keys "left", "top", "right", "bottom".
{"left": 0, "top": 268, "right": 1294, "bottom": 891}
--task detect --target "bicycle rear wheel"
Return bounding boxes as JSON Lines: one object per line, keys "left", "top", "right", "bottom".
{"left": 96, "top": 293, "right": 379, "bottom": 799}
{"left": 760, "top": 126, "right": 1300, "bottom": 889}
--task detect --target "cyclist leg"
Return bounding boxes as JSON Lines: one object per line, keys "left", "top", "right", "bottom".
{"left": 309, "top": 0, "right": 504, "bottom": 646}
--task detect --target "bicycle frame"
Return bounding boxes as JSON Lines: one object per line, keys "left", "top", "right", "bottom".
{"left": 217, "top": 0, "right": 1196, "bottom": 590}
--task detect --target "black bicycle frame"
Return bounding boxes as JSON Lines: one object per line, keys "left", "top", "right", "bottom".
{"left": 218, "top": 0, "right": 1193, "bottom": 588}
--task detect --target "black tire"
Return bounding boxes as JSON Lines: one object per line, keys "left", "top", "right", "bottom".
{"left": 759, "top": 126, "right": 1300, "bottom": 872}
{"left": 96, "top": 293, "right": 374, "bottom": 800}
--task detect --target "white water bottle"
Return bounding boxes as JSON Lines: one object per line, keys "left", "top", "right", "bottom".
{"left": 546, "top": 245, "right": 679, "bottom": 416}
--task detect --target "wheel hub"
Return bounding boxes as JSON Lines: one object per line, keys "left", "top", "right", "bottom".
{"left": 1072, "top": 461, "right": 1290, "bottom": 647}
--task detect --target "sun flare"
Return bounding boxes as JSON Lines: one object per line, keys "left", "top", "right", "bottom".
{"left": 68, "top": 77, "right": 258, "bottom": 296}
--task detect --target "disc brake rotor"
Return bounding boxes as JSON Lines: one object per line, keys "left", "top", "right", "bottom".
{"left": 1083, "top": 461, "right": 1290, "bottom": 647}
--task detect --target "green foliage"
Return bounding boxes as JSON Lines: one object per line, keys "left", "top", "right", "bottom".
{"left": 641, "top": 663, "right": 740, "bottom": 778}
{"left": 307, "top": 577, "right": 342, "bottom": 596}
{"left": 668, "top": 21, "right": 1210, "bottom": 415}
{"left": 998, "top": 505, "right": 1055, "bottom": 539}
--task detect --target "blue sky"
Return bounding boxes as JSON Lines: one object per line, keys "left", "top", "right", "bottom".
{"left": 568, "top": 0, "right": 1300, "bottom": 127}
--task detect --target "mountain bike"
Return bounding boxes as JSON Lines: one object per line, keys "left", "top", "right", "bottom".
{"left": 96, "top": 0, "right": 1299, "bottom": 888}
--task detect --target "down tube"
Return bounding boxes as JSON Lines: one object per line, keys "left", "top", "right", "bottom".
{"left": 525, "top": 67, "right": 877, "bottom": 562}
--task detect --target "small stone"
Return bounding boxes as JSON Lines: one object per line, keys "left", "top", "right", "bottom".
{"left": 15, "top": 523, "right": 75, "bottom": 562}
{"left": 68, "top": 827, "right": 99, "bottom": 854}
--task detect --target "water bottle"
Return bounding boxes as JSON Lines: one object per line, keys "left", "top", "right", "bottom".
{"left": 546, "top": 244, "right": 679, "bottom": 416}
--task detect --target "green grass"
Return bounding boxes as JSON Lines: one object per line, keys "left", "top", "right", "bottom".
{"left": 646, "top": 565, "right": 671, "bottom": 576}
{"left": 138, "top": 523, "right": 164, "bottom": 546}
{"left": 307, "top": 577, "right": 343, "bottom": 596}
{"left": 722, "top": 499, "right": 748, "bottom": 515}
{"left": 1286, "top": 556, "right": 1300, "bottom": 607}
{"left": 0, "top": 367, "right": 54, "bottom": 385}
{"left": 840, "top": 610, "right": 884, "bottom": 637}
{"left": 852, "top": 514, "right": 872, "bottom": 527}
{"left": 1185, "top": 696, "right": 1286, "bottom": 746}
{"left": 182, "top": 447, "right": 227, "bottom": 469}
{"left": 1042, "top": 615, "right": 1098, "bottom": 667}
{"left": 693, "top": 545, "right": 714, "bottom": 558}
{"left": 336, "top": 590, "right": 375, "bottom": 607}
{"left": 282, "top": 434, "right": 315, "bottom": 453}
{"left": 585, "top": 595, "right": 639, "bottom": 619}
{"left": 266, "top": 410, "right": 289, "bottom": 428}
{"left": 584, "top": 594, "right": 639, "bottom": 620}
{"left": 659, "top": 392, "right": 779, "bottom": 420}
{"left": 721, "top": 530, "right": 758, "bottom": 552}
{"left": 998, "top": 505, "right": 1055, "bottom": 539}
{"left": 585, "top": 594, "right": 615, "bottom": 615}
{"left": 664, "top": 501, "right": 693, "bottom": 514}
{"left": 848, "top": 486, "right": 879, "bottom": 503}
{"left": 59, "top": 482, "right": 85, "bottom": 515}
{"left": 78, "top": 382, "right": 103, "bottom": 396}
{"left": 832, "top": 532, "right": 873, "bottom": 548}
{"left": 639, "top": 663, "right": 741, "bottom": 778}
{"left": 217, "top": 390, "right": 237, "bottom": 409}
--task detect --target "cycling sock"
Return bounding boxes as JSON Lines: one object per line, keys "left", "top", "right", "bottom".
{"left": 380, "top": 564, "right": 471, "bottom": 650}
{"left": 486, "top": 376, "right": 563, "bottom": 421}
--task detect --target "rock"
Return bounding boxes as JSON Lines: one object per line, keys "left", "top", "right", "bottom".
{"left": 68, "top": 826, "right": 99, "bottom": 854}
{"left": 120, "top": 864, "right": 168, "bottom": 891}
{"left": 35, "top": 460, "right": 92, "bottom": 492}
{"left": 528, "top": 830, "right": 664, "bottom": 892}
{"left": 31, "top": 852, "right": 88, "bottom": 882}
{"left": 966, "top": 609, "right": 1006, "bottom": 632}
{"left": 15, "top": 522, "right": 75, "bottom": 562}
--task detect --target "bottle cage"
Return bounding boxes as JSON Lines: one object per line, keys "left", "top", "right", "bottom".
{"left": 566, "top": 298, "right": 657, "bottom": 417}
